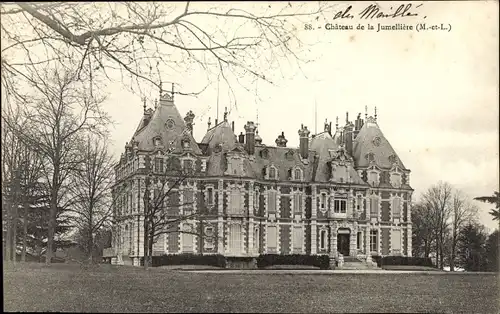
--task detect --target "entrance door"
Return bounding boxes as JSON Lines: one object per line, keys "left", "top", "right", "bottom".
{"left": 337, "top": 234, "right": 350, "bottom": 256}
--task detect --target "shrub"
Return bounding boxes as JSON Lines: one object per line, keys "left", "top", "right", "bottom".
{"left": 257, "top": 254, "right": 330, "bottom": 270}
{"left": 226, "top": 256, "right": 256, "bottom": 269}
{"left": 141, "top": 254, "right": 226, "bottom": 268}
{"left": 371, "top": 255, "right": 434, "bottom": 267}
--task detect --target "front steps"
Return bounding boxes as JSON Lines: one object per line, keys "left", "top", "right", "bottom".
{"left": 338, "top": 256, "right": 380, "bottom": 270}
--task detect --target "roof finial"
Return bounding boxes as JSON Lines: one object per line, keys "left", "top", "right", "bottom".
{"left": 207, "top": 117, "right": 211, "bottom": 130}
{"left": 374, "top": 106, "right": 377, "bottom": 122}
{"left": 346, "top": 112, "right": 349, "bottom": 124}
{"left": 154, "top": 98, "right": 158, "bottom": 109}
{"left": 224, "top": 107, "right": 228, "bottom": 121}
{"left": 171, "top": 83, "right": 174, "bottom": 101}
{"left": 365, "top": 105, "right": 368, "bottom": 120}
{"left": 336, "top": 116, "right": 339, "bottom": 130}
{"left": 142, "top": 97, "right": 146, "bottom": 114}
{"left": 159, "top": 82, "right": 163, "bottom": 98}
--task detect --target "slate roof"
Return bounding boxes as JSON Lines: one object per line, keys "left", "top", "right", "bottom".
{"left": 352, "top": 116, "right": 407, "bottom": 170}
{"left": 130, "top": 95, "right": 202, "bottom": 155}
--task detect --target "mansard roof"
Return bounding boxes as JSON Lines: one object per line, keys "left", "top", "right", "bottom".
{"left": 352, "top": 116, "right": 406, "bottom": 170}
{"left": 131, "top": 94, "right": 201, "bottom": 155}
{"left": 200, "top": 120, "right": 242, "bottom": 153}
{"left": 250, "top": 146, "right": 315, "bottom": 181}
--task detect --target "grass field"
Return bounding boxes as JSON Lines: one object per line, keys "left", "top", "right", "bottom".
{"left": 4, "top": 262, "right": 499, "bottom": 313}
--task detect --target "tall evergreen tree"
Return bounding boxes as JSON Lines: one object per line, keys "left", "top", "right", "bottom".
{"left": 457, "top": 223, "right": 488, "bottom": 271}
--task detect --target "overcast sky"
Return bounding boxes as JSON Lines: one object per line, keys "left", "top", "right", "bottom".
{"left": 103, "top": 1, "right": 499, "bottom": 231}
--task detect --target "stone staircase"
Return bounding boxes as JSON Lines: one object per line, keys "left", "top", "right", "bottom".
{"left": 339, "top": 256, "right": 379, "bottom": 270}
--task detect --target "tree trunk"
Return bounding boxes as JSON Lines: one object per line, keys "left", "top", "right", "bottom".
{"left": 21, "top": 203, "right": 28, "bottom": 262}
{"left": 88, "top": 228, "right": 94, "bottom": 264}
{"left": 143, "top": 214, "right": 149, "bottom": 269}
{"left": 5, "top": 203, "right": 12, "bottom": 262}
{"left": 12, "top": 187, "right": 18, "bottom": 264}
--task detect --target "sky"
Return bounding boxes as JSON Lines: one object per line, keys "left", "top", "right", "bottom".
{"left": 17, "top": 1, "right": 497, "bottom": 231}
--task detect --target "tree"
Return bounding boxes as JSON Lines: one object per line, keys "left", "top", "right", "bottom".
{"left": 457, "top": 222, "right": 488, "bottom": 271}
{"left": 484, "top": 230, "right": 499, "bottom": 272}
{"left": 449, "top": 190, "right": 478, "bottom": 271}
{"left": 411, "top": 203, "right": 435, "bottom": 258}
{"left": 2, "top": 65, "right": 109, "bottom": 265}
{"left": 474, "top": 192, "right": 500, "bottom": 222}
{"left": 421, "top": 181, "right": 453, "bottom": 269}
{"left": 1, "top": 101, "right": 45, "bottom": 263}
{"left": 67, "top": 135, "right": 116, "bottom": 263}
{"left": 1, "top": 2, "right": 331, "bottom": 104}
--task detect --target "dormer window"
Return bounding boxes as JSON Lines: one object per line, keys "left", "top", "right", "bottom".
{"left": 390, "top": 172, "right": 402, "bottom": 188}
{"left": 267, "top": 165, "right": 278, "bottom": 180}
{"left": 368, "top": 171, "right": 379, "bottom": 186}
{"left": 183, "top": 159, "right": 194, "bottom": 173}
{"left": 153, "top": 136, "right": 162, "bottom": 147}
{"left": 154, "top": 157, "right": 164, "bottom": 173}
{"left": 260, "top": 149, "right": 269, "bottom": 159}
{"left": 293, "top": 167, "right": 303, "bottom": 181}
{"left": 181, "top": 138, "right": 190, "bottom": 149}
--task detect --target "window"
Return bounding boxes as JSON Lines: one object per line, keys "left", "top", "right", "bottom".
{"left": 182, "top": 224, "right": 194, "bottom": 253}
{"left": 357, "top": 232, "right": 362, "bottom": 250}
{"left": 207, "top": 188, "right": 214, "bottom": 207}
{"left": 393, "top": 197, "right": 401, "bottom": 218}
{"left": 183, "top": 188, "right": 194, "bottom": 214}
{"left": 391, "top": 173, "right": 402, "bottom": 188}
{"left": 368, "top": 171, "right": 378, "bottom": 185}
{"left": 229, "top": 188, "right": 242, "bottom": 215}
{"left": 293, "top": 227, "right": 303, "bottom": 253}
{"left": 320, "top": 193, "right": 327, "bottom": 210}
{"left": 370, "top": 197, "right": 379, "bottom": 217}
{"left": 253, "top": 189, "right": 260, "bottom": 209}
{"left": 370, "top": 230, "right": 378, "bottom": 253}
{"left": 268, "top": 190, "right": 277, "bottom": 213}
{"left": 154, "top": 157, "right": 164, "bottom": 173}
{"left": 267, "top": 226, "right": 278, "bottom": 252}
{"left": 356, "top": 195, "right": 362, "bottom": 211}
{"left": 254, "top": 227, "right": 260, "bottom": 251}
{"left": 128, "top": 225, "right": 132, "bottom": 254}
{"left": 334, "top": 199, "right": 347, "bottom": 213}
{"left": 269, "top": 166, "right": 277, "bottom": 179}
{"left": 392, "top": 230, "right": 401, "bottom": 255}
{"left": 183, "top": 159, "right": 194, "bottom": 172}
{"left": 294, "top": 168, "right": 302, "bottom": 180}
{"left": 320, "top": 229, "right": 327, "bottom": 250}
{"left": 293, "top": 193, "right": 303, "bottom": 215}
{"left": 229, "top": 224, "right": 242, "bottom": 254}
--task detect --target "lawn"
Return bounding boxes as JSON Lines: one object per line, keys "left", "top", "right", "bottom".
{"left": 4, "top": 262, "right": 499, "bottom": 313}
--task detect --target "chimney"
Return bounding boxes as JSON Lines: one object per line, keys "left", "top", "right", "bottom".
{"left": 354, "top": 113, "right": 362, "bottom": 139}
{"left": 298, "top": 124, "right": 310, "bottom": 159}
{"left": 345, "top": 123, "right": 354, "bottom": 156}
{"left": 238, "top": 132, "right": 245, "bottom": 144}
{"left": 275, "top": 131, "right": 287, "bottom": 147}
{"left": 244, "top": 121, "right": 256, "bottom": 155}
{"left": 184, "top": 110, "right": 195, "bottom": 135}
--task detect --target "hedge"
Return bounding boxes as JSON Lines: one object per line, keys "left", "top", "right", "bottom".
{"left": 371, "top": 255, "right": 434, "bottom": 267}
{"left": 140, "top": 254, "right": 226, "bottom": 268}
{"left": 257, "top": 254, "right": 330, "bottom": 270}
